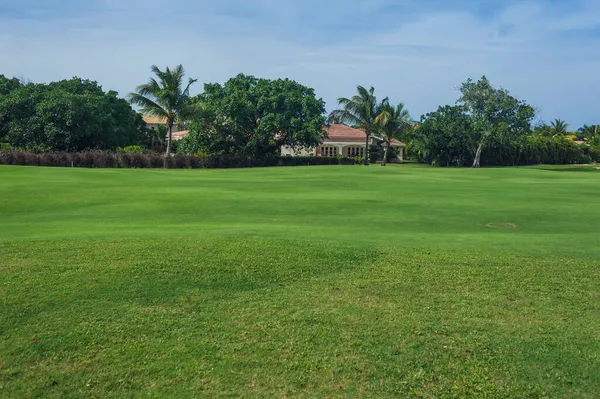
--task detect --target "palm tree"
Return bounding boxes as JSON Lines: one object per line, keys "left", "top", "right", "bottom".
{"left": 129, "top": 65, "right": 197, "bottom": 156}
{"left": 579, "top": 124, "right": 600, "bottom": 141}
{"left": 375, "top": 102, "right": 412, "bottom": 166}
{"left": 329, "top": 86, "right": 388, "bottom": 165}
{"left": 550, "top": 119, "right": 569, "bottom": 136}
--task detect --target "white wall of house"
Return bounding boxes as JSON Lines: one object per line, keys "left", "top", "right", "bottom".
{"left": 281, "top": 146, "right": 317, "bottom": 156}
{"left": 282, "top": 142, "right": 405, "bottom": 161}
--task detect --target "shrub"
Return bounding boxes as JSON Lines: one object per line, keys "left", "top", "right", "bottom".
{"left": 589, "top": 147, "right": 600, "bottom": 163}
{"left": 123, "top": 145, "right": 145, "bottom": 154}
{"left": 0, "top": 150, "right": 359, "bottom": 169}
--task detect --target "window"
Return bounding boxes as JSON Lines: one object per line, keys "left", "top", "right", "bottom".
{"left": 320, "top": 146, "right": 338, "bottom": 157}
{"left": 347, "top": 146, "right": 364, "bottom": 157}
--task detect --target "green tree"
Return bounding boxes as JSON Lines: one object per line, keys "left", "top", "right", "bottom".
{"left": 0, "top": 78, "right": 144, "bottom": 151}
{"left": 0, "top": 75, "right": 23, "bottom": 141}
{"left": 375, "top": 102, "right": 412, "bottom": 166}
{"left": 414, "top": 105, "right": 476, "bottom": 166}
{"left": 129, "top": 65, "right": 197, "bottom": 156}
{"left": 533, "top": 123, "right": 553, "bottom": 137}
{"left": 329, "top": 86, "right": 388, "bottom": 165}
{"left": 0, "top": 75, "right": 22, "bottom": 95}
{"left": 458, "top": 76, "right": 535, "bottom": 167}
{"left": 181, "top": 74, "right": 326, "bottom": 158}
{"left": 550, "top": 119, "right": 569, "bottom": 136}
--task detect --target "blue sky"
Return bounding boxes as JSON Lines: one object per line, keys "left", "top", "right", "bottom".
{"left": 1, "top": 0, "right": 599, "bottom": 126}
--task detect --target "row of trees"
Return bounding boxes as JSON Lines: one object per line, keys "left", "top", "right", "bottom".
{"left": 2, "top": 66, "right": 598, "bottom": 167}
{"left": 411, "top": 77, "right": 599, "bottom": 166}
{"left": 130, "top": 68, "right": 328, "bottom": 159}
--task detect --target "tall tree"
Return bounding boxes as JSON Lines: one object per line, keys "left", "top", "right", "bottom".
{"left": 550, "top": 119, "right": 569, "bottom": 136}
{"left": 0, "top": 75, "right": 23, "bottom": 141}
{"left": 329, "top": 86, "right": 387, "bottom": 165}
{"left": 0, "top": 78, "right": 144, "bottom": 151}
{"left": 0, "top": 75, "right": 22, "bottom": 95}
{"left": 375, "top": 102, "right": 412, "bottom": 166}
{"left": 129, "top": 65, "right": 197, "bottom": 156}
{"left": 180, "top": 74, "right": 326, "bottom": 158}
{"left": 414, "top": 105, "right": 476, "bottom": 166}
{"left": 458, "top": 76, "right": 535, "bottom": 167}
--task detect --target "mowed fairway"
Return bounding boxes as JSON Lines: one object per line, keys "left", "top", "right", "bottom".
{"left": 1, "top": 165, "right": 599, "bottom": 398}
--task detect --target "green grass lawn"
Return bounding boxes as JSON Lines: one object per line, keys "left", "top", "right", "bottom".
{"left": 1, "top": 164, "right": 599, "bottom": 398}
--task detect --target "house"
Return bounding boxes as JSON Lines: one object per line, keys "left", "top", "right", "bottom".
{"left": 281, "top": 124, "right": 406, "bottom": 160}
{"left": 142, "top": 115, "right": 188, "bottom": 140}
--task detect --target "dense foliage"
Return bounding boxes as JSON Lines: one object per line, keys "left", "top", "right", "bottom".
{"left": 414, "top": 104, "right": 588, "bottom": 166}
{"left": 410, "top": 77, "right": 595, "bottom": 166}
{"left": 1, "top": 70, "right": 597, "bottom": 167}
{"left": 0, "top": 77, "right": 145, "bottom": 151}
{"left": 178, "top": 74, "right": 326, "bottom": 158}
{"left": 457, "top": 76, "right": 536, "bottom": 167}
{"left": 412, "top": 105, "right": 475, "bottom": 166}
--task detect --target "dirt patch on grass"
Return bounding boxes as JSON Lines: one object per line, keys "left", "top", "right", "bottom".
{"left": 485, "top": 222, "right": 517, "bottom": 229}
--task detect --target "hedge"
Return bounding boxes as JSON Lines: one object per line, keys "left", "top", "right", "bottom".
{"left": 0, "top": 150, "right": 360, "bottom": 169}
{"left": 416, "top": 135, "right": 592, "bottom": 167}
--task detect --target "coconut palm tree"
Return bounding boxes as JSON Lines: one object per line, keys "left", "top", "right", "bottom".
{"left": 550, "top": 119, "right": 569, "bottom": 136}
{"left": 129, "top": 65, "right": 197, "bottom": 156}
{"left": 578, "top": 124, "right": 600, "bottom": 142}
{"left": 329, "top": 86, "right": 388, "bottom": 165}
{"left": 375, "top": 102, "right": 412, "bottom": 166}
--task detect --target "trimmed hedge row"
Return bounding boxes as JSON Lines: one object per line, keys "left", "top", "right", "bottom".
{"left": 0, "top": 150, "right": 360, "bottom": 169}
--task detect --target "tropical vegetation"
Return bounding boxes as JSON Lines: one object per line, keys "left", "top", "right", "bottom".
{"left": 0, "top": 68, "right": 598, "bottom": 167}
{"left": 329, "top": 86, "right": 386, "bottom": 165}
{"left": 375, "top": 102, "right": 412, "bottom": 166}
{"left": 0, "top": 75, "right": 145, "bottom": 151}
{"left": 129, "top": 65, "right": 197, "bottom": 156}
{"left": 178, "top": 74, "right": 326, "bottom": 158}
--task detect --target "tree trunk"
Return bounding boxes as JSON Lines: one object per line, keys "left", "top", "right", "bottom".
{"left": 382, "top": 143, "right": 389, "bottom": 166}
{"left": 166, "top": 123, "right": 173, "bottom": 156}
{"left": 364, "top": 133, "right": 370, "bottom": 165}
{"left": 472, "top": 142, "right": 483, "bottom": 168}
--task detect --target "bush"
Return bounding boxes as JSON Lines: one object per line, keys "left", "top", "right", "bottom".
{"left": 123, "top": 145, "right": 145, "bottom": 154}
{"left": 589, "top": 147, "right": 600, "bottom": 163}
{"left": 0, "top": 150, "right": 359, "bottom": 169}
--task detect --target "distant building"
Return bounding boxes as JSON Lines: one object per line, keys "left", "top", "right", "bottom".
{"left": 142, "top": 115, "right": 189, "bottom": 141}
{"left": 281, "top": 124, "right": 405, "bottom": 160}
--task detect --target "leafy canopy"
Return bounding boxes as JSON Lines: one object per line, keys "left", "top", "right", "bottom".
{"left": 179, "top": 74, "right": 326, "bottom": 157}
{"left": 375, "top": 102, "right": 412, "bottom": 143}
{"left": 0, "top": 77, "right": 144, "bottom": 151}
{"left": 414, "top": 77, "right": 536, "bottom": 166}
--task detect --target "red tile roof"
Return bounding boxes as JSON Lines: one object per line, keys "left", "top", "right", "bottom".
{"left": 323, "top": 124, "right": 367, "bottom": 144}
{"left": 322, "top": 124, "right": 405, "bottom": 146}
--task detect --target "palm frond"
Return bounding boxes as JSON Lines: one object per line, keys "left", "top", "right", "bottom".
{"left": 128, "top": 93, "right": 168, "bottom": 118}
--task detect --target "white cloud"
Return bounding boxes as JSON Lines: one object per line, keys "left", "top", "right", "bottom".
{"left": 0, "top": 0, "right": 598, "bottom": 125}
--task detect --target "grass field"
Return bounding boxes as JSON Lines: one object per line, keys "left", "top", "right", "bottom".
{"left": 1, "top": 164, "right": 599, "bottom": 398}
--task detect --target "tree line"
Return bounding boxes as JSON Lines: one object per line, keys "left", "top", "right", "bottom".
{"left": 1, "top": 66, "right": 598, "bottom": 167}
